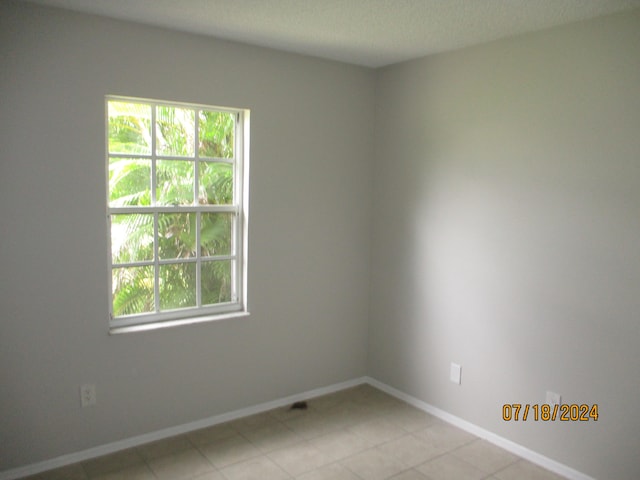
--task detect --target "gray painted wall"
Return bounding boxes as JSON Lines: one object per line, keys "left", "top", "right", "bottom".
{"left": 370, "top": 9, "right": 640, "bottom": 480}
{"left": 0, "top": 1, "right": 373, "bottom": 470}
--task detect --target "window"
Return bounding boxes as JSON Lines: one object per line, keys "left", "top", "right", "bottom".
{"left": 106, "top": 96, "right": 249, "bottom": 332}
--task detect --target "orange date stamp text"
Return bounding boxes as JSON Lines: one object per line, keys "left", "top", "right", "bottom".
{"left": 502, "top": 403, "right": 598, "bottom": 421}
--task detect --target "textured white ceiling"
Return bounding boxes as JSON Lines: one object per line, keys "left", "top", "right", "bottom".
{"left": 23, "top": 0, "right": 640, "bottom": 67}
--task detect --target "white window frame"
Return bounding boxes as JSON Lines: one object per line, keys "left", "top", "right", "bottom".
{"left": 106, "top": 96, "right": 249, "bottom": 333}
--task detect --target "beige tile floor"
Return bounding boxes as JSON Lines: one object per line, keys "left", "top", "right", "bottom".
{"left": 21, "top": 385, "right": 566, "bottom": 480}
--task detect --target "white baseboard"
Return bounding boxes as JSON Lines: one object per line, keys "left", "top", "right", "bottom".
{"left": 364, "top": 377, "right": 596, "bottom": 480}
{"left": 1, "top": 376, "right": 595, "bottom": 480}
{"left": 0, "top": 377, "right": 366, "bottom": 480}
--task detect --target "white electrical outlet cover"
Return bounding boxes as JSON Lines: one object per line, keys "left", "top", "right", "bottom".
{"left": 80, "top": 384, "right": 97, "bottom": 407}
{"left": 450, "top": 363, "right": 462, "bottom": 385}
{"left": 546, "top": 391, "right": 561, "bottom": 405}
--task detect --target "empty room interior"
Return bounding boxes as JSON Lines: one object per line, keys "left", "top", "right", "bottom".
{"left": 1, "top": 1, "right": 639, "bottom": 479}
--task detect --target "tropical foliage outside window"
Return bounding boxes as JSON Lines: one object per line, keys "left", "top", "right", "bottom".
{"left": 107, "top": 97, "right": 247, "bottom": 329}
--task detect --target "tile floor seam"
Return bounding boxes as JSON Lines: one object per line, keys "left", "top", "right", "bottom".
{"left": 489, "top": 458, "right": 524, "bottom": 479}
{"left": 132, "top": 461, "right": 160, "bottom": 480}
{"left": 191, "top": 434, "right": 260, "bottom": 472}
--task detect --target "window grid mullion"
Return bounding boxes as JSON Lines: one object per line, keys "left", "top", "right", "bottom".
{"left": 196, "top": 212, "right": 202, "bottom": 307}
{"left": 113, "top": 254, "right": 236, "bottom": 269}
{"left": 109, "top": 152, "right": 234, "bottom": 164}
{"left": 151, "top": 105, "right": 157, "bottom": 206}
{"left": 232, "top": 112, "right": 241, "bottom": 302}
{"left": 151, "top": 106, "right": 160, "bottom": 313}
{"left": 194, "top": 109, "right": 200, "bottom": 205}
{"left": 153, "top": 215, "right": 160, "bottom": 313}
{"left": 109, "top": 205, "right": 239, "bottom": 214}
{"left": 112, "top": 260, "right": 154, "bottom": 268}
{"left": 232, "top": 216, "right": 238, "bottom": 302}
{"left": 194, "top": 110, "right": 202, "bottom": 308}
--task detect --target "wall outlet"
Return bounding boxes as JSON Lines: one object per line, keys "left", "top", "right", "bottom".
{"left": 450, "top": 363, "right": 462, "bottom": 385}
{"left": 80, "top": 384, "right": 96, "bottom": 407}
{"left": 546, "top": 390, "right": 561, "bottom": 406}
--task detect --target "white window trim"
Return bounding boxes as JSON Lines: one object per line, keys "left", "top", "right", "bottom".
{"left": 106, "top": 96, "right": 250, "bottom": 334}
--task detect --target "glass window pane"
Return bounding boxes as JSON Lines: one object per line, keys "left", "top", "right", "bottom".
{"left": 110, "top": 214, "right": 154, "bottom": 263}
{"left": 112, "top": 266, "right": 154, "bottom": 316}
{"left": 108, "top": 101, "right": 151, "bottom": 154}
{"left": 158, "top": 213, "right": 196, "bottom": 259}
{"left": 159, "top": 263, "right": 196, "bottom": 310}
{"left": 201, "top": 213, "right": 232, "bottom": 256}
{"left": 156, "top": 160, "right": 194, "bottom": 205}
{"left": 108, "top": 158, "right": 151, "bottom": 207}
{"left": 198, "top": 162, "right": 233, "bottom": 205}
{"left": 156, "top": 106, "right": 195, "bottom": 157}
{"left": 202, "top": 260, "right": 232, "bottom": 305}
{"left": 199, "top": 110, "right": 235, "bottom": 158}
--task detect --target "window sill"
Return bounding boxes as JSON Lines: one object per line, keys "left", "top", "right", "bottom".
{"left": 109, "top": 310, "right": 250, "bottom": 335}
